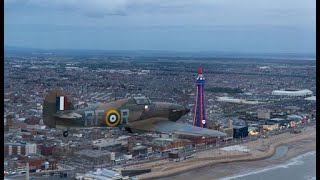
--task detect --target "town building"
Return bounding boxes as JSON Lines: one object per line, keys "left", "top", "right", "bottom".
{"left": 74, "top": 150, "right": 111, "bottom": 165}
{"left": 272, "top": 89, "right": 313, "bottom": 96}
{"left": 233, "top": 126, "right": 248, "bottom": 138}
{"left": 4, "top": 143, "right": 37, "bottom": 156}
{"left": 257, "top": 109, "right": 271, "bottom": 119}
{"left": 151, "top": 138, "right": 192, "bottom": 152}
{"left": 91, "top": 138, "right": 122, "bottom": 151}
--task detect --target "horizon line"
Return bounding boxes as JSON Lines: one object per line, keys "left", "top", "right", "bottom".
{"left": 4, "top": 45, "right": 316, "bottom": 56}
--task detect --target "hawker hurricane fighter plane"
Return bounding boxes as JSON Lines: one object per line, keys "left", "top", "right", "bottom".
{"left": 43, "top": 90, "right": 226, "bottom": 137}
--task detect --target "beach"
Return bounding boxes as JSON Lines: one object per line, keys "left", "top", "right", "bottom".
{"left": 166, "top": 134, "right": 316, "bottom": 180}
{"left": 130, "top": 124, "right": 316, "bottom": 180}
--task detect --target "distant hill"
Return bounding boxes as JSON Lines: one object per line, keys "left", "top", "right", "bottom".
{"left": 4, "top": 45, "right": 47, "bottom": 55}
{"left": 4, "top": 45, "right": 315, "bottom": 60}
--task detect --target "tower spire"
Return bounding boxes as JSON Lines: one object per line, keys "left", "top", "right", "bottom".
{"left": 192, "top": 68, "right": 206, "bottom": 128}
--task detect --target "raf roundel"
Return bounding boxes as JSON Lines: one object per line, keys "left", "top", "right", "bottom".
{"left": 105, "top": 110, "right": 121, "bottom": 127}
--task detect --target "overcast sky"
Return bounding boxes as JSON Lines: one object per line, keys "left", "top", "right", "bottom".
{"left": 4, "top": 0, "right": 316, "bottom": 54}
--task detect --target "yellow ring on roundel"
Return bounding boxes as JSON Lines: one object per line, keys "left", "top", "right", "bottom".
{"left": 105, "top": 110, "right": 121, "bottom": 127}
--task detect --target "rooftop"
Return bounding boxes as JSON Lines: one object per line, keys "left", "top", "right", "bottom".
{"left": 75, "top": 150, "right": 111, "bottom": 158}
{"left": 92, "top": 138, "right": 121, "bottom": 147}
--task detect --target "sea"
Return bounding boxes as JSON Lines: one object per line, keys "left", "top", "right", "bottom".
{"left": 166, "top": 147, "right": 316, "bottom": 180}
{"left": 220, "top": 151, "right": 316, "bottom": 180}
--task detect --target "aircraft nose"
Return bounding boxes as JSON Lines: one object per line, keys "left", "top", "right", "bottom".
{"left": 176, "top": 105, "right": 190, "bottom": 115}
{"left": 169, "top": 104, "right": 190, "bottom": 121}
{"left": 184, "top": 106, "right": 191, "bottom": 115}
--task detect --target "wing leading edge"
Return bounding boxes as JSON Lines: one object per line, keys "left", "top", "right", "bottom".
{"left": 129, "top": 119, "right": 227, "bottom": 137}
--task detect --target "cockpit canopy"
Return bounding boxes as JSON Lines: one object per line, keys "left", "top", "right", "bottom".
{"left": 132, "top": 97, "right": 152, "bottom": 105}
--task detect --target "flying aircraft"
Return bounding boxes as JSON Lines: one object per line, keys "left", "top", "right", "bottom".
{"left": 43, "top": 90, "right": 226, "bottom": 137}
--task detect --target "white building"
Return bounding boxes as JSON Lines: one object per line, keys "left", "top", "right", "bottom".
{"left": 25, "top": 143, "right": 37, "bottom": 155}
{"left": 92, "top": 138, "right": 122, "bottom": 151}
{"left": 272, "top": 89, "right": 313, "bottom": 96}
{"left": 217, "top": 97, "right": 261, "bottom": 104}
{"left": 5, "top": 143, "right": 37, "bottom": 156}
{"left": 82, "top": 169, "right": 123, "bottom": 180}
{"left": 305, "top": 96, "right": 316, "bottom": 101}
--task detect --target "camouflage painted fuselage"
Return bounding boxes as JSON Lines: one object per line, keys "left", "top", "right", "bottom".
{"left": 43, "top": 90, "right": 189, "bottom": 130}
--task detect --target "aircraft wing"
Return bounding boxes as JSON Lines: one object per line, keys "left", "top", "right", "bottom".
{"left": 128, "top": 119, "right": 226, "bottom": 137}
{"left": 53, "top": 111, "right": 83, "bottom": 119}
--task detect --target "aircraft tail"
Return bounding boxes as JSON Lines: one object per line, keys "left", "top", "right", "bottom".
{"left": 43, "top": 90, "right": 75, "bottom": 128}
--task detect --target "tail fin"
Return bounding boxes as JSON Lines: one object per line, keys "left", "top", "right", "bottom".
{"left": 43, "top": 90, "right": 75, "bottom": 128}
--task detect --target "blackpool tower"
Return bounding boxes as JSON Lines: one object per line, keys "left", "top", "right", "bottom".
{"left": 192, "top": 68, "right": 206, "bottom": 128}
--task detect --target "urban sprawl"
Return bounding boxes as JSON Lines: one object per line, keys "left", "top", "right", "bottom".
{"left": 4, "top": 54, "right": 316, "bottom": 179}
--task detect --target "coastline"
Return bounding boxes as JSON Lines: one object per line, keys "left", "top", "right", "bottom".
{"left": 134, "top": 125, "right": 316, "bottom": 180}
{"left": 216, "top": 150, "right": 316, "bottom": 180}
{"left": 215, "top": 137, "right": 316, "bottom": 180}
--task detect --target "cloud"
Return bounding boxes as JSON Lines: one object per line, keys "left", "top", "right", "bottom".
{"left": 4, "top": 0, "right": 315, "bottom": 26}
{"left": 4, "top": 0, "right": 235, "bottom": 18}
{"left": 5, "top": 0, "right": 131, "bottom": 17}
{"left": 4, "top": 0, "right": 316, "bottom": 53}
